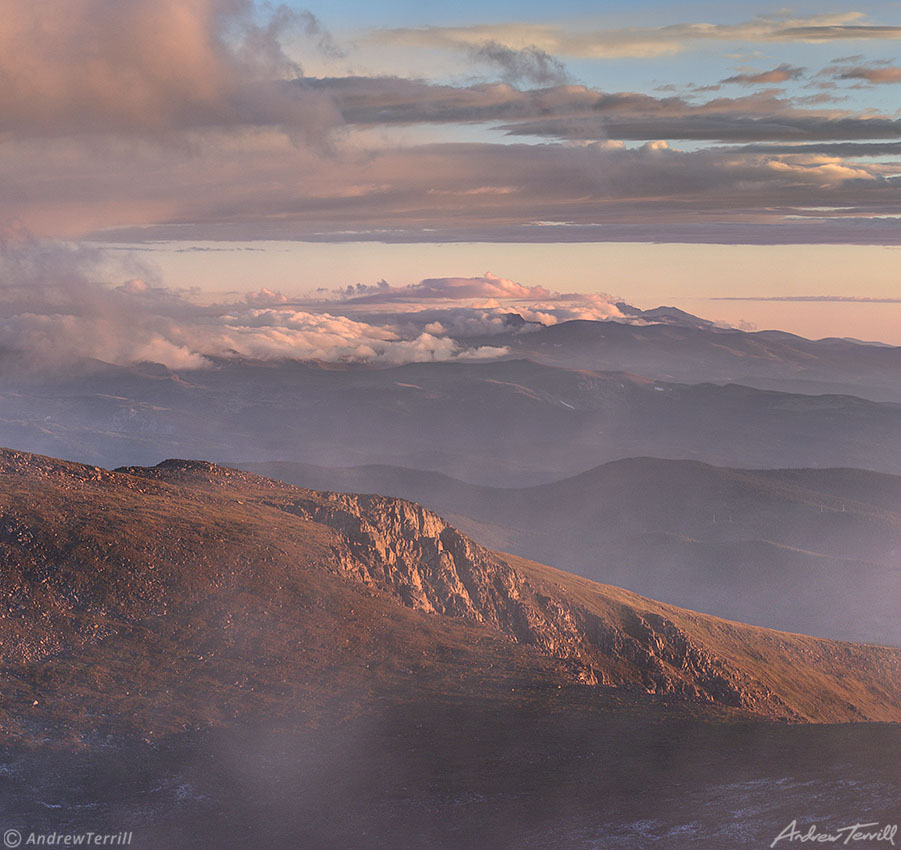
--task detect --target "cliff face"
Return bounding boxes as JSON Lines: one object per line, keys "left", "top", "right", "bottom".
{"left": 1, "top": 449, "right": 899, "bottom": 739}
{"left": 271, "top": 490, "right": 799, "bottom": 717}
{"left": 239, "top": 456, "right": 901, "bottom": 647}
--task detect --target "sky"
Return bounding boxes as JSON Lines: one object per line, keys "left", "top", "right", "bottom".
{"left": 1, "top": 0, "right": 901, "bottom": 353}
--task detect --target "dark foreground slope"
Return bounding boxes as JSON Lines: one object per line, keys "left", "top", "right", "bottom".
{"left": 1, "top": 449, "right": 899, "bottom": 849}
{"left": 242, "top": 458, "right": 901, "bottom": 644}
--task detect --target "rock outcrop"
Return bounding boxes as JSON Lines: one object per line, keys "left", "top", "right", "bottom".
{"left": 262, "top": 489, "right": 799, "bottom": 717}
{"left": 1, "top": 448, "right": 898, "bottom": 730}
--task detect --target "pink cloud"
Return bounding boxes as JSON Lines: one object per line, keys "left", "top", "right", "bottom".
{"left": 0, "top": 0, "right": 340, "bottom": 139}
{"left": 0, "top": 240, "right": 509, "bottom": 371}
{"left": 345, "top": 273, "right": 556, "bottom": 303}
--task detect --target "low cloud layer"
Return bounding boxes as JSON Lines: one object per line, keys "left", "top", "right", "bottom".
{"left": 0, "top": 239, "right": 669, "bottom": 372}
{"left": 0, "top": 241, "right": 509, "bottom": 372}
{"left": 328, "top": 274, "right": 629, "bottom": 336}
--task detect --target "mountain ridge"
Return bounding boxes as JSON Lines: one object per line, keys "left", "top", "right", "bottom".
{"left": 481, "top": 318, "right": 901, "bottom": 402}
{"left": 2, "top": 447, "right": 900, "bottom": 744}
{"left": 238, "top": 456, "right": 901, "bottom": 645}
{"left": 6, "top": 356, "right": 901, "bottom": 486}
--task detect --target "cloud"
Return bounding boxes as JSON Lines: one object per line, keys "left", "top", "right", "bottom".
{"left": 370, "top": 13, "right": 901, "bottom": 61}
{"left": 307, "top": 77, "right": 592, "bottom": 126}
{"left": 245, "top": 287, "right": 291, "bottom": 306}
{"left": 776, "top": 25, "right": 901, "bottom": 42}
{"left": 341, "top": 273, "right": 555, "bottom": 302}
{"left": 1, "top": 3, "right": 899, "bottom": 251}
{"left": 324, "top": 275, "right": 629, "bottom": 335}
{"left": 0, "top": 239, "right": 210, "bottom": 370}
{"left": 0, "top": 240, "right": 508, "bottom": 372}
{"left": 382, "top": 300, "right": 628, "bottom": 337}
{"left": 295, "top": 9, "right": 345, "bottom": 60}
{"left": 818, "top": 57, "right": 901, "bottom": 85}
{"left": 21, "top": 133, "right": 891, "bottom": 246}
{"left": 467, "top": 41, "right": 568, "bottom": 86}
{"left": 307, "top": 76, "right": 901, "bottom": 144}
{"left": 831, "top": 64, "right": 901, "bottom": 84}
{"left": 0, "top": 0, "right": 341, "bottom": 140}
{"left": 0, "top": 240, "right": 735, "bottom": 377}
{"left": 2, "top": 66, "right": 899, "bottom": 247}
{"left": 712, "top": 295, "right": 901, "bottom": 303}
{"left": 721, "top": 64, "right": 806, "bottom": 85}
{"left": 720, "top": 141, "right": 901, "bottom": 156}
{"left": 493, "top": 90, "right": 901, "bottom": 143}
{"left": 204, "top": 273, "right": 631, "bottom": 341}
{"left": 498, "top": 112, "right": 901, "bottom": 142}
{"left": 201, "top": 307, "right": 501, "bottom": 364}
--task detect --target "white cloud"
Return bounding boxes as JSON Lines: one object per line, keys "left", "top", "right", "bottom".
{"left": 0, "top": 240, "right": 509, "bottom": 371}
{"left": 324, "top": 277, "right": 630, "bottom": 337}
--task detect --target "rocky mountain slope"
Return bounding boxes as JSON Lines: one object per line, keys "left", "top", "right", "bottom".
{"left": 2, "top": 447, "right": 900, "bottom": 745}
{"left": 240, "top": 457, "right": 901, "bottom": 644}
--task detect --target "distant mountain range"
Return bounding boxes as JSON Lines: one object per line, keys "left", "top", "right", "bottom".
{"left": 240, "top": 457, "right": 901, "bottom": 645}
{"left": 477, "top": 318, "right": 901, "bottom": 402}
{"left": 4, "top": 355, "right": 901, "bottom": 485}
{"left": 614, "top": 303, "right": 718, "bottom": 329}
